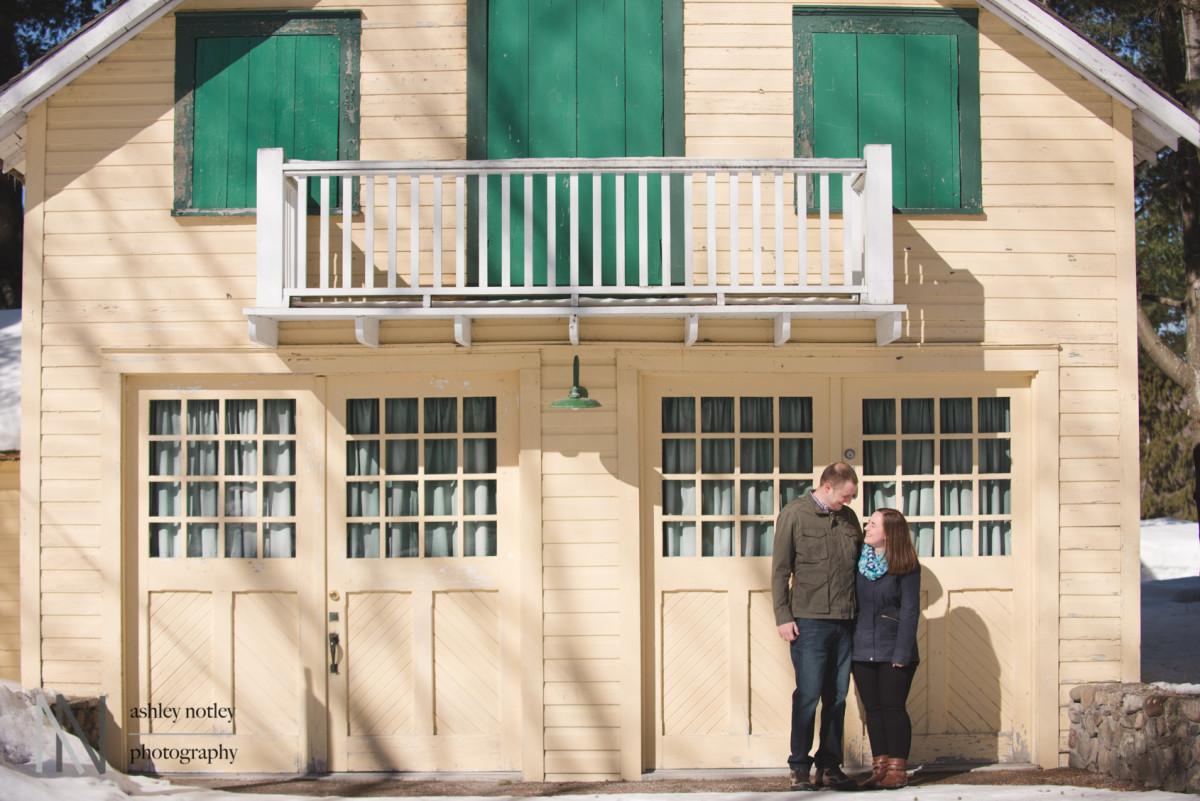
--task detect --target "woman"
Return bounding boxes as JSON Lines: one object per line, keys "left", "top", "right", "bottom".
{"left": 852, "top": 508, "right": 921, "bottom": 790}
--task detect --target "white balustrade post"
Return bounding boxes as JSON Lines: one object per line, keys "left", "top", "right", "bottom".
{"left": 862, "top": 144, "right": 894, "bottom": 304}
{"left": 255, "top": 148, "right": 286, "bottom": 307}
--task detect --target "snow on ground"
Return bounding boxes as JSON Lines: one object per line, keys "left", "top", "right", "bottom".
{"left": 0, "top": 520, "right": 1197, "bottom": 801}
{"left": 0, "top": 309, "right": 19, "bottom": 452}
{"left": 1140, "top": 518, "right": 1200, "bottom": 685}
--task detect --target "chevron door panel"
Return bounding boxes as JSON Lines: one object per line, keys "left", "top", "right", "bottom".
{"left": 433, "top": 590, "right": 499, "bottom": 735}
{"left": 662, "top": 591, "right": 728, "bottom": 735}
{"left": 947, "top": 589, "right": 1013, "bottom": 734}
{"left": 234, "top": 592, "right": 300, "bottom": 735}
{"left": 347, "top": 592, "right": 415, "bottom": 736}
{"left": 149, "top": 591, "right": 215, "bottom": 734}
{"left": 748, "top": 590, "right": 792, "bottom": 734}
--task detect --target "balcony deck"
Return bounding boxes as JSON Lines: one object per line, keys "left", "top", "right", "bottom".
{"left": 248, "top": 147, "right": 903, "bottom": 348}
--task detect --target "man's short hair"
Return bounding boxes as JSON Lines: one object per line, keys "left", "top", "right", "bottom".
{"left": 819, "top": 462, "right": 858, "bottom": 488}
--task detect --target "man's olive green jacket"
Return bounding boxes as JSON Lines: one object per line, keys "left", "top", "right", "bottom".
{"left": 771, "top": 492, "right": 864, "bottom": 623}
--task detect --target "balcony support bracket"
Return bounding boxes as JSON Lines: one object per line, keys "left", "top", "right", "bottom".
{"left": 683, "top": 314, "right": 698, "bottom": 347}
{"left": 355, "top": 317, "right": 380, "bottom": 349}
{"left": 454, "top": 315, "right": 472, "bottom": 348}
{"left": 248, "top": 315, "right": 279, "bottom": 348}
{"left": 876, "top": 312, "right": 902, "bottom": 346}
{"left": 774, "top": 314, "right": 792, "bottom": 347}
{"left": 569, "top": 313, "right": 580, "bottom": 346}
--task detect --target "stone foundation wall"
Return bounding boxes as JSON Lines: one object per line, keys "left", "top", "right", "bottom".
{"left": 1067, "top": 682, "right": 1200, "bottom": 793}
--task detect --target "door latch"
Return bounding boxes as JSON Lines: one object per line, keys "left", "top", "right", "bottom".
{"left": 328, "top": 632, "right": 340, "bottom": 674}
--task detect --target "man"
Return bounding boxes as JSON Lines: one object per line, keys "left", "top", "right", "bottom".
{"left": 771, "top": 462, "right": 864, "bottom": 791}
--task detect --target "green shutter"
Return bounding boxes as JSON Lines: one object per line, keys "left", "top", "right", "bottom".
{"left": 903, "top": 34, "right": 959, "bottom": 210}
{"left": 856, "top": 34, "right": 906, "bottom": 207}
{"left": 480, "top": 0, "right": 667, "bottom": 287}
{"left": 794, "top": 7, "right": 980, "bottom": 214}
{"left": 175, "top": 12, "right": 360, "bottom": 215}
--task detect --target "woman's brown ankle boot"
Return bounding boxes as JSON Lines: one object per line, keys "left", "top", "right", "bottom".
{"left": 880, "top": 757, "right": 908, "bottom": 789}
{"left": 861, "top": 755, "right": 890, "bottom": 789}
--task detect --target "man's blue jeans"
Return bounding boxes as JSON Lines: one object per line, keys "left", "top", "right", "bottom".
{"left": 788, "top": 617, "right": 854, "bottom": 773}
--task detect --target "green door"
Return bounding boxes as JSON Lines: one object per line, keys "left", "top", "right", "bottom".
{"left": 482, "top": 0, "right": 666, "bottom": 287}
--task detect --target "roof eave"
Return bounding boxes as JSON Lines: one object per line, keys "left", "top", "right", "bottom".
{"left": 978, "top": 0, "right": 1200, "bottom": 157}
{"left": 0, "top": 0, "right": 184, "bottom": 145}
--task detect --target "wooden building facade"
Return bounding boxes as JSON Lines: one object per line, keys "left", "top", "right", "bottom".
{"left": 2, "top": 0, "right": 1196, "bottom": 779}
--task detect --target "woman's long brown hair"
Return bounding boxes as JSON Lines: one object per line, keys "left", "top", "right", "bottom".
{"left": 879, "top": 508, "right": 919, "bottom": 575}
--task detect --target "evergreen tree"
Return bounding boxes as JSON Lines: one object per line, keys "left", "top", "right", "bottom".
{"left": 1043, "top": 0, "right": 1200, "bottom": 520}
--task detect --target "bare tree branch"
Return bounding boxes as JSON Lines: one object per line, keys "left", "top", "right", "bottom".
{"left": 1138, "top": 301, "right": 1192, "bottom": 389}
{"left": 1141, "top": 292, "right": 1187, "bottom": 308}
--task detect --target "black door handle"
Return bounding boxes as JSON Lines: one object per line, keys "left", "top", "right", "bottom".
{"left": 329, "top": 632, "right": 340, "bottom": 674}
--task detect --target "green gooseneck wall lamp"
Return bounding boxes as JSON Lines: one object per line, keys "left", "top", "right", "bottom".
{"left": 550, "top": 355, "right": 601, "bottom": 409}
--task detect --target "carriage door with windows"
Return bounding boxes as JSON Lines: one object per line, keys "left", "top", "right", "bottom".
{"left": 843, "top": 380, "right": 1032, "bottom": 764}
{"left": 325, "top": 374, "right": 520, "bottom": 772}
{"left": 650, "top": 377, "right": 830, "bottom": 768}
{"left": 131, "top": 382, "right": 325, "bottom": 773}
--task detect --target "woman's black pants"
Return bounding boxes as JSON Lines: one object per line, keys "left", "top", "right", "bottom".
{"left": 851, "top": 660, "right": 918, "bottom": 759}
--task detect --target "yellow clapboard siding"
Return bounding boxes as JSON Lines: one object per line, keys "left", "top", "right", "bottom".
{"left": 41, "top": 662, "right": 104, "bottom": 687}
{"left": 1061, "top": 436, "right": 1120, "bottom": 460}
{"left": 1059, "top": 503, "right": 1121, "bottom": 528}
{"left": 43, "top": 277, "right": 256, "bottom": 302}
{"left": 544, "top": 590, "right": 620, "bottom": 615}
{"left": 42, "top": 300, "right": 249, "bottom": 323}
{"left": 1060, "top": 639, "right": 1123, "bottom": 663}
{"left": 40, "top": 593, "right": 101, "bottom": 616}
{"left": 42, "top": 570, "right": 103, "bottom": 593}
{"left": 542, "top": 474, "right": 620, "bottom": 498}
{"left": 360, "top": 50, "right": 467, "bottom": 73}
{"left": 543, "top": 566, "right": 621, "bottom": 591}
{"left": 1059, "top": 662, "right": 1122, "bottom": 684}
{"left": 1060, "top": 594, "right": 1123, "bottom": 618}
{"left": 543, "top": 636, "right": 620, "bottom": 660}
{"left": 39, "top": 547, "right": 100, "bottom": 572}
{"left": 42, "top": 526, "right": 101, "bottom": 549}
{"left": 1060, "top": 572, "right": 1120, "bottom": 595}
{"left": 543, "top": 705, "right": 620, "bottom": 728}
{"left": 543, "top": 543, "right": 620, "bottom": 567}
{"left": 42, "top": 346, "right": 102, "bottom": 368}
{"left": 544, "top": 682, "right": 622, "bottom": 706}
{"left": 542, "top": 498, "right": 619, "bottom": 522}
{"left": 40, "top": 366, "right": 100, "bottom": 389}
{"left": 1060, "top": 618, "right": 1122, "bottom": 640}
{"left": 361, "top": 70, "right": 464, "bottom": 95}
{"left": 1059, "top": 549, "right": 1121, "bottom": 573}
{"left": 1061, "top": 415, "right": 1122, "bottom": 437}
{"left": 45, "top": 165, "right": 170, "bottom": 192}
{"left": 42, "top": 616, "right": 101, "bottom": 639}
{"left": 1060, "top": 481, "right": 1122, "bottom": 506}
{"left": 41, "top": 413, "right": 102, "bottom": 437}
{"left": 544, "top": 613, "right": 619, "bottom": 637}
{"left": 544, "top": 751, "right": 621, "bottom": 775}
{"left": 543, "top": 521, "right": 619, "bottom": 544}
{"left": 1060, "top": 391, "right": 1120, "bottom": 415}
{"left": 1060, "top": 527, "right": 1122, "bottom": 551}
{"left": 41, "top": 638, "right": 101, "bottom": 662}
{"left": 544, "top": 727, "right": 620, "bottom": 752}
{"left": 360, "top": 116, "right": 465, "bottom": 140}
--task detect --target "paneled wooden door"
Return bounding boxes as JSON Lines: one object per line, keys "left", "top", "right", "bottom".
{"left": 647, "top": 376, "right": 832, "bottom": 768}
{"left": 129, "top": 379, "right": 327, "bottom": 773}
{"left": 647, "top": 375, "right": 1033, "bottom": 769}
{"left": 324, "top": 373, "right": 521, "bottom": 772}
{"left": 839, "top": 378, "right": 1032, "bottom": 765}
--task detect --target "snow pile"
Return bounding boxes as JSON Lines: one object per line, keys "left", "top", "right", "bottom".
{"left": 1141, "top": 518, "right": 1200, "bottom": 581}
{"left": 0, "top": 309, "right": 18, "bottom": 452}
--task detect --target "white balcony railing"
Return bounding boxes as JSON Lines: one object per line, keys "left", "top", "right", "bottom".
{"left": 250, "top": 146, "right": 902, "bottom": 347}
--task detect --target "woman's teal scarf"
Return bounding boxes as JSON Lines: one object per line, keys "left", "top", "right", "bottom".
{"left": 858, "top": 545, "right": 888, "bottom": 580}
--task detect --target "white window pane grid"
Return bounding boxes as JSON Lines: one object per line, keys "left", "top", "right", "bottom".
{"left": 345, "top": 396, "right": 498, "bottom": 558}
{"left": 862, "top": 396, "right": 1012, "bottom": 558}
{"left": 147, "top": 397, "right": 298, "bottom": 559}
{"left": 662, "top": 396, "right": 814, "bottom": 558}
